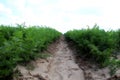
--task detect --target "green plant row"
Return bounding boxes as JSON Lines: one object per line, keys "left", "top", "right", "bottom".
{"left": 0, "top": 24, "right": 61, "bottom": 79}
{"left": 64, "top": 24, "right": 120, "bottom": 68}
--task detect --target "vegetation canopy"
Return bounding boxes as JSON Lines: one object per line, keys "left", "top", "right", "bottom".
{"left": 64, "top": 24, "right": 120, "bottom": 76}
{"left": 0, "top": 24, "right": 61, "bottom": 79}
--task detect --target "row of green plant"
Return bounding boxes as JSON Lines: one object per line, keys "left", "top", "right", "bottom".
{"left": 0, "top": 24, "right": 61, "bottom": 79}
{"left": 64, "top": 24, "right": 120, "bottom": 76}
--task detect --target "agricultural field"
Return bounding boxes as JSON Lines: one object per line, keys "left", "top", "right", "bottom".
{"left": 64, "top": 24, "right": 120, "bottom": 76}
{"left": 0, "top": 24, "right": 120, "bottom": 80}
{"left": 0, "top": 25, "right": 61, "bottom": 79}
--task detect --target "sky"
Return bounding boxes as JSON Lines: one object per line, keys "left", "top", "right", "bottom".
{"left": 0, "top": 0, "right": 120, "bottom": 33}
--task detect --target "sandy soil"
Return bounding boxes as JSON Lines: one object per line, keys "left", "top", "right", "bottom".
{"left": 14, "top": 36, "right": 84, "bottom": 80}
{"left": 13, "top": 36, "right": 120, "bottom": 80}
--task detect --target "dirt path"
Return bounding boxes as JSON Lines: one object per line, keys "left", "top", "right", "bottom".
{"left": 15, "top": 36, "right": 85, "bottom": 80}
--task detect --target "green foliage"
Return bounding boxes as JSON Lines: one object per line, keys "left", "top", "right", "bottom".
{"left": 107, "top": 30, "right": 120, "bottom": 52}
{"left": 108, "top": 59, "right": 120, "bottom": 76}
{"left": 64, "top": 24, "right": 120, "bottom": 67}
{"left": 116, "top": 29, "right": 120, "bottom": 50}
{"left": 0, "top": 25, "right": 61, "bottom": 79}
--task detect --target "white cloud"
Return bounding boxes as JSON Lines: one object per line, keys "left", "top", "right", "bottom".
{"left": 0, "top": 0, "right": 120, "bottom": 33}
{"left": 0, "top": 2, "right": 27, "bottom": 25}
{"left": 0, "top": 3, "right": 12, "bottom": 14}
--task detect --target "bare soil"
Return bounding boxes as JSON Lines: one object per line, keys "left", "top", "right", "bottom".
{"left": 14, "top": 36, "right": 84, "bottom": 80}
{"left": 13, "top": 36, "right": 120, "bottom": 80}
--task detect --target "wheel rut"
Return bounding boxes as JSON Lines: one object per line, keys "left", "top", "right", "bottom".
{"left": 14, "top": 36, "right": 84, "bottom": 80}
